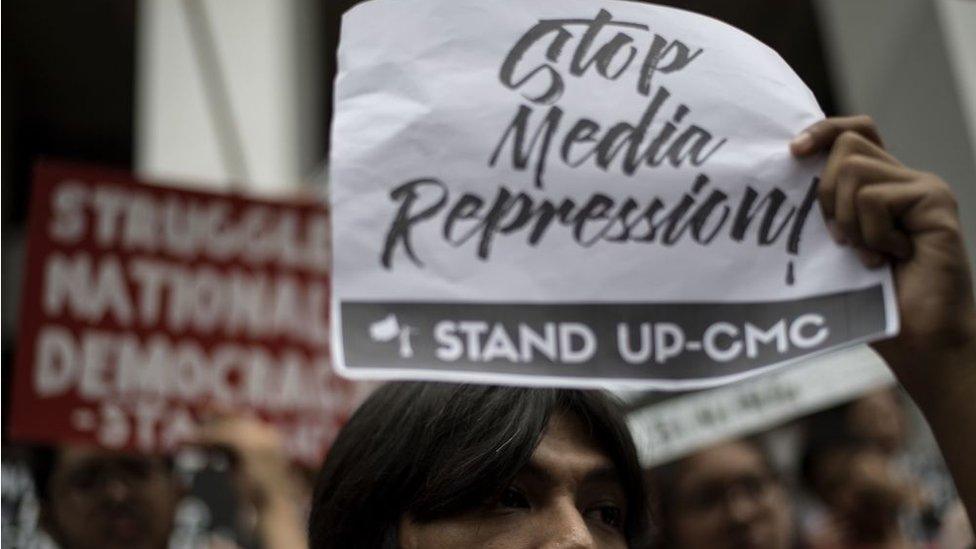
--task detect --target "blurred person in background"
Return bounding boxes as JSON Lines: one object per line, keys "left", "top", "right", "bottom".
{"left": 30, "top": 444, "right": 179, "bottom": 549}
{"left": 850, "top": 390, "right": 970, "bottom": 545}
{"left": 801, "top": 434, "right": 915, "bottom": 549}
{"left": 28, "top": 414, "right": 307, "bottom": 549}
{"left": 843, "top": 389, "right": 907, "bottom": 457}
{"left": 648, "top": 437, "right": 795, "bottom": 549}
{"left": 800, "top": 388, "right": 968, "bottom": 547}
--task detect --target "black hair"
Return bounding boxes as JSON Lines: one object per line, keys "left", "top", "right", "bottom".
{"left": 308, "top": 381, "right": 651, "bottom": 548}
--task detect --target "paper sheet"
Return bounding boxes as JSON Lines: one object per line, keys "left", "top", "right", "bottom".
{"left": 329, "top": 0, "right": 898, "bottom": 388}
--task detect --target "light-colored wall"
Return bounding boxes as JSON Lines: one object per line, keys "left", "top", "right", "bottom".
{"left": 937, "top": 0, "right": 976, "bottom": 164}
{"left": 816, "top": 0, "right": 976, "bottom": 276}
{"left": 135, "top": 0, "right": 321, "bottom": 194}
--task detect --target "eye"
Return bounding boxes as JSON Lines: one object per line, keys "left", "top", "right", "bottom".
{"left": 587, "top": 503, "right": 624, "bottom": 530}
{"left": 497, "top": 486, "right": 530, "bottom": 509}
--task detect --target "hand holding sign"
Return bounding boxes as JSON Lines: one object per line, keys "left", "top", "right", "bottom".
{"left": 793, "top": 115, "right": 976, "bottom": 526}
{"left": 791, "top": 117, "right": 976, "bottom": 373}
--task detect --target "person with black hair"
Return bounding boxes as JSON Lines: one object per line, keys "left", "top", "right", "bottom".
{"left": 309, "top": 382, "right": 651, "bottom": 548}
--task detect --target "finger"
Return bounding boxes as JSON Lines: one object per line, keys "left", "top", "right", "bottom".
{"left": 819, "top": 154, "right": 909, "bottom": 247}
{"left": 791, "top": 115, "right": 885, "bottom": 156}
{"left": 855, "top": 247, "right": 886, "bottom": 269}
{"left": 196, "top": 402, "right": 236, "bottom": 425}
{"left": 850, "top": 179, "right": 958, "bottom": 268}
{"left": 819, "top": 134, "right": 904, "bottom": 224}
{"left": 833, "top": 155, "right": 912, "bottom": 245}
{"left": 856, "top": 185, "right": 914, "bottom": 261}
{"left": 186, "top": 414, "right": 244, "bottom": 448}
{"left": 871, "top": 177, "right": 960, "bottom": 236}
{"left": 817, "top": 132, "right": 888, "bottom": 224}
{"left": 181, "top": 426, "right": 228, "bottom": 449}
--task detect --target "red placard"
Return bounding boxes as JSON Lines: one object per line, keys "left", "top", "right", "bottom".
{"left": 11, "top": 161, "right": 357, "bottom": 464}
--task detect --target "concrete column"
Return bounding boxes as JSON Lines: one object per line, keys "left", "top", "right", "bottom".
{"left": 936, "top": 0, "right": 976, "bottom": 164}
{"left": 135, "top": 0, "right": 322, "bottom": 195}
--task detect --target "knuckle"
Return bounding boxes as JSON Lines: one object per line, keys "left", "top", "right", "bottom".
{"left": 854, "top": 187, "right": 878, "bottom": 209}
{"left": 807, "top": 119, "right": 832, "bottom": 141}
{"left": 813, "top": 118, "right": 836, "bottom": 133}
{"left": 939, "top": 186, "right": 959, "bottom": 212}
{"left": 923, "top": 175, "right": 958, "bottom": 209}
{"left": 854, "top": 114, "right": 877, "bottom": 130}
{"left": 837, "top": 154, "right": 869, "bottom": 176}
{"left": 836, "top": 130, "right": 864, "bottom": 150}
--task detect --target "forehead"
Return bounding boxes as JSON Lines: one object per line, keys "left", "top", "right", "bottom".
{"left": 528, "top": 411, "right": 616, "bottom": 479}
{"left": 55, "top": 446, "right": 163, "bottom": 471}
{"left": 679, "top": 441, "right": 767, "bottom": 484}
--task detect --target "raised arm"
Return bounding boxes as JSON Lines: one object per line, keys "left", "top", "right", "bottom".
{"left": 791, "top": 115, "right": 976, "bottom": 525}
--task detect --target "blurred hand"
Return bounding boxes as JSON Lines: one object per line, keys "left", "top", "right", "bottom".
{"left": 790, "top": 116, "right": 976, "bottom": 385}
{"left": 190, "top": 412, "right": 296, "bottom": 510}
{"left": 188, "top": 412, "right": 308, "bottom": 549}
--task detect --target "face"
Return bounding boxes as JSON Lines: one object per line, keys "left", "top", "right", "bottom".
{"left": 398, "top": 412, "right": 629, "bottom": 549}
{"left": 43, "top": 446, "right": 180, "bottom": 549}
{"left": 668, "top": 441, "right": 792, "bottom": 549}
{"left": 813, "top": 446, "right": 907, "bottom": 537}
{"left": 846, "top": 389, "right": 905, "bottom": 455}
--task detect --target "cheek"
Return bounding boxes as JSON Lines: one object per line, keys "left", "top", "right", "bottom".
{"left": 51, "top": 496, "right": 92, "bottom": 525}
{"left": 400, "top": 515, "right": 535, "bottom": 549}
{"left": 48, "top": 500, "right": 99, "bottom": 545}
{"left": 143, "top": 482, "right": 178, "bottom": 512}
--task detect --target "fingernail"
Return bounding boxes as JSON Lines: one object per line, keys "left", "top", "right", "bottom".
{"left": 826, "top": 220, "right": 847, "bottom": 245}
{"left": 790, "top": 132, "right": 813, "bottom": 154}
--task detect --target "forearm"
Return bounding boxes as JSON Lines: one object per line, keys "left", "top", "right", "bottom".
{"left": 791, "top": 114, "right": 976, "bottom": 527}
{"left": 256, "top": 493, "right": 308, "bottom": 549}
{"left": 890, "top": 336, "right": 976, "bottom": 528}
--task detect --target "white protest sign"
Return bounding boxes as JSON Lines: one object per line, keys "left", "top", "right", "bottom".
{"left": 329, "top": 0, "right": 898, "bottom": 388}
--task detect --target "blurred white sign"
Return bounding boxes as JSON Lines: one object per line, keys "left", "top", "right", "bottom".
{"left": 627, "top": 346, "right": 896, "bottom": 466}
{"left": 329, "top": 0, "right": 897, "bottom": 388}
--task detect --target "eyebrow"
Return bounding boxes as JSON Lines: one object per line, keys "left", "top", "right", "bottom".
{"left": 519, "top": 460, "right": 622, "bottom": 487}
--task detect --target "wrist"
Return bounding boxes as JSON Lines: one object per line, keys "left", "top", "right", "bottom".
{"left": 255, "top": 492, "right": 308, "bottom": 549}
{"left": 262, "top": 491, "right": 301, "bottom": 513}
{"left": 891, "top": 321, "right": 976, "bottom": 410}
